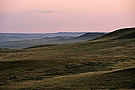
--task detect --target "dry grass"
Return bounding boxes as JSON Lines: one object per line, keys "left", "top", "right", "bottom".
{"left": 0, "top": 29, "right": 135, "bottom": 89}
{"left": 1, "top": 67, "right": 134, "bottom": 90}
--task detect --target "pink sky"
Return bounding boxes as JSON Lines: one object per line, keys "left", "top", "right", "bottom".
{"left": 0, "top": 0, "right": 135, "bottom": 33}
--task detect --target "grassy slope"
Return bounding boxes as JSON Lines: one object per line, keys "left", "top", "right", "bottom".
{"left": 0, "top": 28, "right": 135, "bottom": 89}
{"left": 100, "top": 28, "right": 135, "bottom": 39}
{"left": 2, "top": 67, "right": 134, "bottom": 90}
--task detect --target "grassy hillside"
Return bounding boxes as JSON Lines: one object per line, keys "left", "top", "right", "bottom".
{"left": 1, "top": 67, "right": 134, "bottom": 90}
{"left": 101, "top": 27, "right": 135, "bottom": 39}
{"left": 0, "top": 27, "right": 135, "bottom": 89}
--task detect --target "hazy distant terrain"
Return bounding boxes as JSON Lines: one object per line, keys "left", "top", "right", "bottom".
{"left": 0, "top": 32, "right": 105, "bottom": 48}
{"left": 0, "top": 32, "right": 87, "bottom": 42}
{"left": 0, "top": 28, "right": 135, "bottom": 90}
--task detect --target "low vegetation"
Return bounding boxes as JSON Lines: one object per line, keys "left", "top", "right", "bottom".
{"left": 0, "top": 28, "right": 135, "bottom": 90}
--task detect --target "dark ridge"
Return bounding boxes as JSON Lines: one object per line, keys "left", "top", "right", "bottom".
{"left": 74, "top": 32, "right": 105, "bottom": 40}
{"left": 78, "top": 33, "right": 105, "bottom": 38}
{"left": 100, "top": 27, "right": 135, "bottom": 39}
{"left": 25, "top": 44, "right": 58, "bottom": 49}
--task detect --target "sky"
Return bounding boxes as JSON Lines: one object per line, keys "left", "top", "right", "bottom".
{"left": 0, "top": 0, "right": 135, "bottom": 33}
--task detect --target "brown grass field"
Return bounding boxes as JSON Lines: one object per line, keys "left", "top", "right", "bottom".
{"left": 0, "top": 28, "right": 135, "bottom": 90}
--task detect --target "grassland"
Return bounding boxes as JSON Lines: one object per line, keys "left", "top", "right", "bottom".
{"left": 0, "top": 28, "right": 135, "bottom": 90}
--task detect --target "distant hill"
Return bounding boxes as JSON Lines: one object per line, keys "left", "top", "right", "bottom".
{"left": 74, "top": 32, "right": 105, "bottom": 40}
{"left": 43, "top": 36, "right": 74, "bottom": 40}
{"left": 1, "top": 27, "right": 134, "bottom": 49}
{"left": 0, "top": 32, "right": 106, "bottom": 49}
{"left": 0, "top": 32, "right": 86, "bottom": 43}
{"left": 100, "top": 27, "right": 135, "bottom": 39}
{"left": 0, "top": 33, "right": 45, "bottom": 42}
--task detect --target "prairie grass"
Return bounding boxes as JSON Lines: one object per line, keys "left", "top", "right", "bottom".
{"left": 0, "top": 28, "right": 135, "bottom": 89}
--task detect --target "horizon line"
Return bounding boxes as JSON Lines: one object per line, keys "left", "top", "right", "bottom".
{"left": 0, "top": 31, "right": 109, "bottom": 34}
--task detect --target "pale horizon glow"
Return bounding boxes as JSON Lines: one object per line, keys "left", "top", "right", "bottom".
{"left": 0, "top": 0, "right": 135, "bottom": 33}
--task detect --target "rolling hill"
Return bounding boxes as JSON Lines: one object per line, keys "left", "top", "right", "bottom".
{"left": 0, "top": 27, "right": 135, "bottom": 90}
{"left": 73, "top": 32, "right": 105, "bottom": 40}
{"left": 0, "top": 32, "right": 86, "bottom": 43}
{"left": 0, "top": 32, "right": 105, "bottom": 49}
{"left": 101, "top": 27, "right": 135, "bottom": 39}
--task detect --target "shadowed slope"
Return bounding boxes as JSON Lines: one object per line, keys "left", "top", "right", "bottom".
{"left": 1, "top": 67, "right": 134, "bottom": 90}
{"left": 72, "top": 32, "right": 105, "bottom": 40}
{"left": 100, "top": 27, "right": 135, "bottom": 39}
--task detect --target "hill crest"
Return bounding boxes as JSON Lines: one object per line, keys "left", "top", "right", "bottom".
{"left": 100, "top": 27, "right": 135, "bottom": 39}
